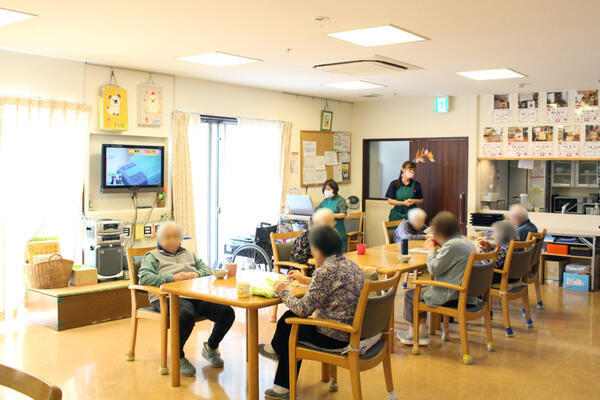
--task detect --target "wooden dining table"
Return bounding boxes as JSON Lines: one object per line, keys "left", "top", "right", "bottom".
{"left": 161, "top": 271, "right": 306, "bottom": 400}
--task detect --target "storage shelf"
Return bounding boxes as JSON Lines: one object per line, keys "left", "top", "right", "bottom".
{"left": 541, "top": 252, "right": 592, "bottom": 260}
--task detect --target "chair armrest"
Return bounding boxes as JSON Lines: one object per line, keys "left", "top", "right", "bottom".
{"left": 285, "top": 317, "right": 357, "bottom": 334}
{"left": 410, "top": 279, "right": 464, "bottom": 292}
{"left": 129, "top": 284, "right": 168, "bottom": 296}
{"left": 274, "top": 261, "right": 309, "bottom": 271}
{"left": 493, "top": 269, "right": 506, "bottom": 274}
{"left": 346, "top": 231, "right": 361, "bottom": 237}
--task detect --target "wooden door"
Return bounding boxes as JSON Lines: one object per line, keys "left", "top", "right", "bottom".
{"left": 410, "top": 138, "right": 469, "bottom": 234}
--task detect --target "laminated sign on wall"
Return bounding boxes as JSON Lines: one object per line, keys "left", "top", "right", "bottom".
{"left": 138, "top": 84, "right": 163, "bottom": 126}
{"left": 99, "top": 84, "right": 128, "bottom": 132}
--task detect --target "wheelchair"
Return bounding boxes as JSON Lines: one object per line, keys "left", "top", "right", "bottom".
{"left": 228, "top": 222, "right": 277, "bottom": 272}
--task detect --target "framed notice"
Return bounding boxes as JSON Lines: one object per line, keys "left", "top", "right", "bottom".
{"left": 532, "top": 126, "right": 554, "bottom": 157}
{"left": 557, "top": 125, "right": 581, "bottom": 157}
{"left": 482, "top": 127, "right": 504, "bottom": 157}
{"left": 492, "top": 94, "right": 511, "bottom": 123}
{"left": 546, "top": 91, "right": 569, "bottom": 123}
{"left": 507, "top": 126, "right": 529, "bottom": 157}
{"left": 584, "top": 125, "right": 600, "bottom": 157}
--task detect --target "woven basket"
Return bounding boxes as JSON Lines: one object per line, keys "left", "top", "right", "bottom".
{"left": 26, "top": 254, "right": 73, "bottom": 289}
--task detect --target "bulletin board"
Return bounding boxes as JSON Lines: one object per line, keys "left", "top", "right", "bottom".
{"left": 300, "top": 130, "right": 351, "bottom": 187}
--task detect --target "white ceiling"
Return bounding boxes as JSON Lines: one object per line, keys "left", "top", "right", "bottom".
{"left": 1, "top": 0, "right": 599, "bottom": 101}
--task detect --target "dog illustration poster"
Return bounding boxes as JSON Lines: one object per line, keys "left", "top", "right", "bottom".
{"left": 138, "top": 84, "right": 163, "bottom": 126}
{"left": 99, "top": 84, "right": 128, "bottom": 131}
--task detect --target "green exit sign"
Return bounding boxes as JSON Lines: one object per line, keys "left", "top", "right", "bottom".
{"left": 435, "top": 96, "right": 449, "bottom": 113}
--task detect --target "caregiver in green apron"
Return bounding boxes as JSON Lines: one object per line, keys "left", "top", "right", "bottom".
{"left": 385, "top": 160, "right": 424, "bottom": 222}
{"left": 316, "top": 179, "right": 348, "bottom": 252}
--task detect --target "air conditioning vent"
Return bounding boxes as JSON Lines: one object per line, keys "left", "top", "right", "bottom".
{"left": 313, "top": 56, "right": 421, "bottom": 75}
{"left": 361, "top": 93, "right": 383, "bottom": 98}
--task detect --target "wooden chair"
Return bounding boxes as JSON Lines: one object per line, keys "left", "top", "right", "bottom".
{"left": 525, "top": 229, "right": 547, "bottom": 310}
{"left": 286, "top": 271, "right": 401, "bottom": 400}
{"left": 0, "top": 363, "right": 62, "bottom": 400}
{"left": 269, "top": 231, "right": 310, "bottom": 322}
{"left": 490, "top": 239, "right": 536, "bottom": 337}
{"left": 345, "top": 212, "right": 364, "bottom": 252}
{"left": 125, "top": 247, "right": 205, "bottom": 374}
{"left": 412, "top": 250, "right": 498, "bottom": 365}
{"left": 382, "top": 219, "right": 403, "bottom": 245}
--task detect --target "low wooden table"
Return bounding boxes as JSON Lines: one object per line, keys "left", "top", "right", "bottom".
{"left": 161, "top": 271, "right": 306, "bottom": 400}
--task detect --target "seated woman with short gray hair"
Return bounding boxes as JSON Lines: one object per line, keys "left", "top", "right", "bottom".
{"left": 138, "top": 221, "right": 235, "bottom": 377}
{"left": 478, "top": 220, "right": 519, "bottom": 283}
{"left": 394, "top": 207, "right": 428, "bottom": 242}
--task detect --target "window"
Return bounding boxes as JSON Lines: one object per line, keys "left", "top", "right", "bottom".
{"left": 189, "top": 116, "right": 283, "bottom": 266}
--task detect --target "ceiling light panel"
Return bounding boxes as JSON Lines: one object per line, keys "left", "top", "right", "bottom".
{"left": 328, "top": 25, "right": 426, "bottom": 47}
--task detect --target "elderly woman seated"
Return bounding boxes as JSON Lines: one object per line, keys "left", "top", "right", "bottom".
{"left": 289, "top": 208, "right": 336, "bottom": 276}
{"left": 478, "top": 220, "right": 519, "bottom": 283}
{"left": 259, "top": 225, "right": 365, "bottom": 400}
{"left": 394, "top": 207, "right": 428, "bottom": 242}
{"left": 138, "top": 221, "right": 235, "bottom": 376}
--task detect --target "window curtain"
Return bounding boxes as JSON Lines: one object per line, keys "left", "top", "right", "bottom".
{"left": 279, "top": 122, "right": 292, "bottom": 213}
{"left": 0, "top": 97, "right": 91, "bottom": 320}
{"left": 171, "top": 112, "right": 197, "bottom": 253}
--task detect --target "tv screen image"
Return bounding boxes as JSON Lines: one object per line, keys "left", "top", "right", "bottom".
{"left": 103, "top": 145, "right": 163, "bottom": 190}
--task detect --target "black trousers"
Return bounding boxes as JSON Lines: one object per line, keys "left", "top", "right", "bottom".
{"left": 152, "top": 298, "right": 235, "bottom": 358}
{"left": 271, "top": 310, "right": 347, "bottom": 389}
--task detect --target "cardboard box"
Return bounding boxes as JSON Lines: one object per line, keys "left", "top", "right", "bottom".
{"left": 544, "top": 279, "right": 561, "bottom": 287}
{"left": 70, "top": 267, "right": 98, "bottom": 286}
{"left": 544, "top": 260, "right": 568, "bottom": 281}
{"left": 563, "top": 272, "right": 590, "bottom": 292}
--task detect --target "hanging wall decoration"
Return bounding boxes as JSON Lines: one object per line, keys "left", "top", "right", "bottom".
{"left": 138, "top": 73, "right": 163, "bottom": 126}
{"left": 546, "top": 91, "right": 569, "bottom": 123}
{"left": 574, "top": 90, "right": 599, "bottom": 123}
{"left": 98, "top": 71, "right": 128, "bottom": 132}
{"left": 517, "top": 92, "right": 538, "bottom": 123}
{"left": 492, "top": 94, "right": 511, "bottom": 123}
{"left": 532, "top": 126, "right": 554, "bottom": 157}
{"left": 557, "top": 125, "right": 581, "bottom": 157}
{"left": 482, "top": 126, "right": 504, "bottom": 157}
{"left": 507, "top": 126, "right": 530, "bottom": 157}
{"left": 413, "top": 148, "right": 435, "bottom": 163}
{"left": 583, "top": 125, "right": 600, "bottom": 157}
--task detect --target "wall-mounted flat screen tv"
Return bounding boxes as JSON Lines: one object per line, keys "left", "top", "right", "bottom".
{"left": 101, "top": 144, "right": 164, "bottom": 193}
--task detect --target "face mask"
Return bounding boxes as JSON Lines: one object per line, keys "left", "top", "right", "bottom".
{"left": 404, "top": 172, "right": 415, "bottom": 179}
{"left": 324, "top": 190, "right": 334, "bottom": 198}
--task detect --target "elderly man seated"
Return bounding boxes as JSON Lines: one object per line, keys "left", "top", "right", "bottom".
{"left": 138, "top": 221, "right": 235, "bottom": 376}
{"left": 508, "top": 204, "right": 538, "bottom": 241}
{"left": 395, "top": 207, "right": 428, "bottom": 242}
{"left": 289, "top": 208, "right": 336, "bottom": 276}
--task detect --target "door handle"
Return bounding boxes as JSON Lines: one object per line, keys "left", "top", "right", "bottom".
{"left": 459, "top": 192, "right": 465, "bottom": 223}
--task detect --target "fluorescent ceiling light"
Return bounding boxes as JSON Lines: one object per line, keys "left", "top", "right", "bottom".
{"left": 178, "top": 52, "right": 260, "bottom": 67}
{"left": 325, "top": 81, "right": 385, "bottom": 90}
{"left": 0, "top": 7, "right": 36, "bottom": 27}
{"left": 457, "top": 68, "right": 525, "bottom": 80}
{"left": 328, "top": 25, "right": 426, "bottom": 47}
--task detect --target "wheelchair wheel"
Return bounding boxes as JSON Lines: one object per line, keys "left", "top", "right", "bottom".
{"left": 231, "top": 244, "right": 273, "bottom": 272}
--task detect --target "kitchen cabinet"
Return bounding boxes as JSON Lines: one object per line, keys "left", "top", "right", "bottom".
{"left": 551, "top": 161, "right": 574, "bottom": 187}
{"left": 576, "top": 161, "right": 599, "bottom": 188}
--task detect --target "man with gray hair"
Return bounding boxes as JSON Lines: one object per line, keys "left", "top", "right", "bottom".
{"left": 395, "top": 207, "right": 428, "bottom": 242}
{"left": 138, "top": 220, "right": 235, "bottom": 376}
{"left": 508, "top": 204, "right": 538, "bottom": 240}
{"left": 289, "top": 208, "right": 335, "bottom": 273}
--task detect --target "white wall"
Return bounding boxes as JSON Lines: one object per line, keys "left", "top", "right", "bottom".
{"left": 351, "top": 95, "right": 479, "bottom": 245}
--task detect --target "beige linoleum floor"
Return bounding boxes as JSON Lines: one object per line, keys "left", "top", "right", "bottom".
{"left": 1, "top": 285, "right": 599, "bottom": 399}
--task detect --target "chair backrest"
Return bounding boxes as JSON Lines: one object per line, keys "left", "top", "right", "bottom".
{"left": 504, "top": 240, "right": 535, "bottom": 280}
{"left": 382, "top": 220, "right": 403, "bottom": 245}
{"left": 351, "top": 272, "right": 401, "bottom": 340}
{"left": 126, "top": 247, "right": 155, "bottom": 285}
{"left": 0, "top": 364, "right": 62, "bottom": 400}
{"left": 270, "top": 231, "right": 304, "bottom": 263}
{"left": 461, "top": 251, "right": 498, "bottom": 297}
{"left": 526, "top": 229, "right": 546, "bottom": 276}
{"left": 344, "top": 212, "right": 363, "bottom": 234}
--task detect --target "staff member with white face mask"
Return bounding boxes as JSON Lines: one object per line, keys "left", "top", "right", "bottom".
{"left": 315, "top": 179, "right": 348, "bottom": 252}
{"left": 386, "top": 160, "right": 424, "bottom": 222}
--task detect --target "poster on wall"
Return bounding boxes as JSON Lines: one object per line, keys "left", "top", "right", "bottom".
{"left": 482, "top": 127, "right": 504, "bottom": 157}
{"left": 583, "top": 125, "right": 600, "bottom": 157}
{"left": 546, "top": 91, "right": 569, "bottom": 123}
{"left": 138, "top": 84, "right": 163, "bottom": 126}
{"left": 532, "top": 126, "right": 554, "bottom": 157}
{"left": 492, "top": 94, "right": 511, "bottom": 123}
{"left": 517, "top": 92, "right": 538, "bottom": 123}
{"left": 574, "top": 90, "right": 600, "bottom": 123}
{"left": 557, "top": 125, "right": 581, "bottom": 157}
{"left": 507, "top": 126, "right": 529, "bottom": 157}
{"left": 98, "top": 84, "right": 128, "bottom": 132}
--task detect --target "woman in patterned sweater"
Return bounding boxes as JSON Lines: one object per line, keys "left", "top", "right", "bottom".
{"left": 289, "top": 208, "right": 336, "bottom": 276}
{"left": 260, "top": 225, "right": 365, "bottom": 400}
{"left": 478, "top": 220, "right": 519, "bottom": 283}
